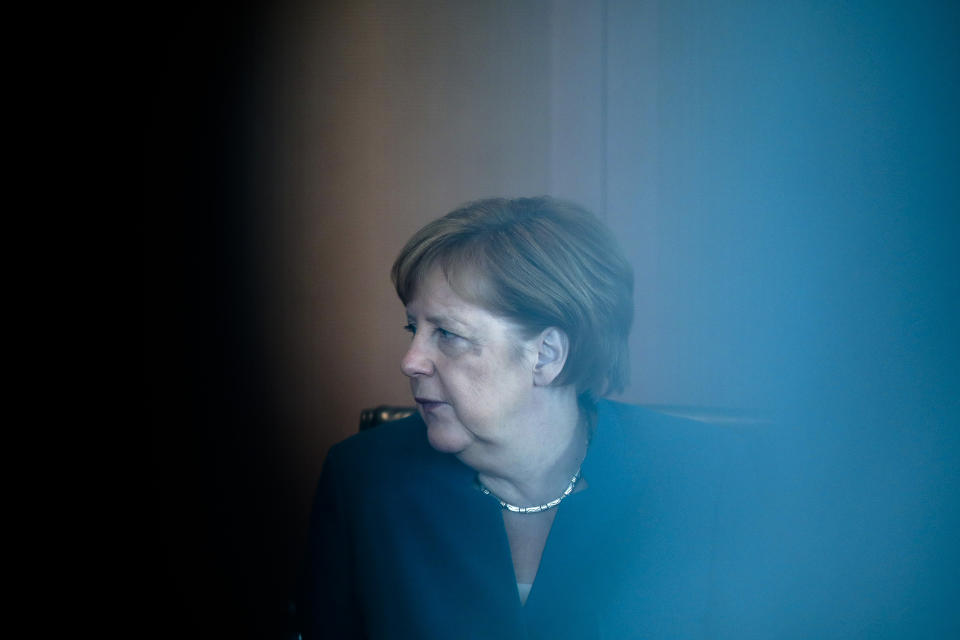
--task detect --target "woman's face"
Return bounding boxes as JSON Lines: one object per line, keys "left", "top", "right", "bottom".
{"left": 401, "top": 266, "right": 540, "bottom": 462}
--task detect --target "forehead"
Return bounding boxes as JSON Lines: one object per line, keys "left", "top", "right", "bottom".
{"left": 406, "top": 267, "right": 481, "bottom": 317}
{"left": 406, "top": 267, "right": 513, "bottom": 332}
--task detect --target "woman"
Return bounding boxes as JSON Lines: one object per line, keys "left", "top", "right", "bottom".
{"left": 303, "top": 197, "right": 790, "bottom": 639}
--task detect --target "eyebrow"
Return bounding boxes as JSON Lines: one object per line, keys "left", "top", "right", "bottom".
{"left": 407, "top": 311, "right": 471, "bottom": 332}
{"left": 432, "top": 313, "right": 471, "bottom": 330}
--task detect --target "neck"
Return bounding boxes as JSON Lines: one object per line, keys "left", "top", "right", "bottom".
{"left": 472, "top": 386, "right": 587, "bottom": 507}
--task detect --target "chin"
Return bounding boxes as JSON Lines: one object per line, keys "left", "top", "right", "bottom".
{"left": 424, "top": 420, "right": 472, "bottom": 454}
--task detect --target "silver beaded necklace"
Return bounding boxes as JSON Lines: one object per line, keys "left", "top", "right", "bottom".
{"left": 477, "top": 466, "right": 582, "bottom": 514}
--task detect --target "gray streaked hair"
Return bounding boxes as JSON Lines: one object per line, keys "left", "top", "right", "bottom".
{"left": 391, "top": 196, "right": 634, "bottom": 400}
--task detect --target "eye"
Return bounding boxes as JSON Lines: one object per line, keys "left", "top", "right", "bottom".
{"left": 436, "top": 327, "right": 459, "bottom": 341}
{"left": 403, "top": 323, "right": 416, "bottom": 336}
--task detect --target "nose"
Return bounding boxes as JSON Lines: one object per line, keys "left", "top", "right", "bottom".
{"left": 401, "top": 335, "right": 435, "bottom": 378}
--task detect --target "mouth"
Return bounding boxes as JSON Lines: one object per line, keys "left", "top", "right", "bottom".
{"left": 414, "top": 396, "right": 446, "bottom": 410}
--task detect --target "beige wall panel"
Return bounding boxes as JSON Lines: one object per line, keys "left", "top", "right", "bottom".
{"left": 268, "top": 1, "right": 556, "bottom": 472}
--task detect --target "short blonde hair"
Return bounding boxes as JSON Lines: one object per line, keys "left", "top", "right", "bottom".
{"left": 391, "top": 197, "right": 633, "bottom": 400}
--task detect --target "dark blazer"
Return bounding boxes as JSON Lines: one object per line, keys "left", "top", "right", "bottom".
{"left": 302, "top": 400, "right": 821, "bottom": 639}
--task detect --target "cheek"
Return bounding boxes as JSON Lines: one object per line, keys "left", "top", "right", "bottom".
{"left": 465, "top": 355, "right": 526, "bottom": 405}
{"left": 456, "top": 360, "right": 494, "bottom": 394}
{"left": 439, "top": 356, "right": 495, "bottom": 405}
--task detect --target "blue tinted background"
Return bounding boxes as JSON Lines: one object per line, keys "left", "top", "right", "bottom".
{"left": 639, "top": 3, "right": 959, "bottom": 633}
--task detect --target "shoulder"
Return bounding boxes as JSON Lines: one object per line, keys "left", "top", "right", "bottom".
{"left": 595, "top": 399, "right": 810, "bottom": 532}
{"left": 588, "top": 399, "right": 785, "bottom": 511}
{"left": 587, "top": 405, "right": 834, "bottom": 637}
{"left": 320, "top": 412, "right": 471, "bottom": 498}
{"left": 328, "top": 412, "right": 430, "bottom": 462}
{"left": 323, "top": 412, "right": 434, "bottom": 480}
{"left": 595, "top": 399, "right": 758, "bottom": 463}
{"left": 599, "top": 398, "right": 762, "bottom": 437}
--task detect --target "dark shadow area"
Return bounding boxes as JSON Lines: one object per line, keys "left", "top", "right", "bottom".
{"left": 144, "top": 3, "right": 298, "bottom": 637}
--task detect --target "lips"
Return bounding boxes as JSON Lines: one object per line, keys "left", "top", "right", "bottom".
{"left": 415, "top": 396, "right": 445, "bottom": 410}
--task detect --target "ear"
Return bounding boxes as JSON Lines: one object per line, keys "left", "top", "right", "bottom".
{"left": 533, "top": 327, "right": 569, "bottom": 386}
